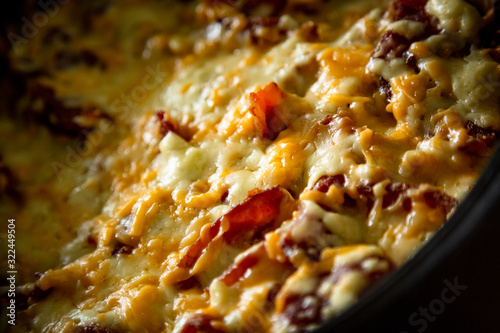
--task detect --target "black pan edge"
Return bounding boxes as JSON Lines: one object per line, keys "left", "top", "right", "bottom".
{"left": 318, "top": 144, "right": 500, "bottom": 333}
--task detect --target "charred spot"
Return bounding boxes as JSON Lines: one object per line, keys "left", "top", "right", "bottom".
{"left": 423, "top": 190, "right": 458, "bottom": 215}
{"left": 181, "top": 313, "right": 227, "bottom": 333}
{"left": 313, "top": 174, "right": 346, "bottom": 192}
{"left": 281, "top": 294, "right": 322, "bottom": 328}
{"left": 177, "top": 276, "right": 202, "bottom": 291}
{"left": 465, "top": 121, "right": 497, "bottom": 147}
{"left": 112, "top": 242, "right": 134, "bottom": 256}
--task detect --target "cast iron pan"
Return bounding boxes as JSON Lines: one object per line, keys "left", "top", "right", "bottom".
{"left": 319, "top": 144, "right": 500, "bottom": 333}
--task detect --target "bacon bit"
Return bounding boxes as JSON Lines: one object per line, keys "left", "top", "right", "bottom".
{"left": 382, "top": 183, "right": 414, "bottom": 208}
{"left": 156, "top": 111, "right": 177, "bottom": 138}
{"left": 465, "top": 121, "right": 497, "bottom": 147}
{"left": 356, "top": 184, "right": 375, "bottom": 211}
{"left": 297, "top": 22, "right": 320, "bottom": 42}
{"left": 379, "top": 77, "right": 393, "bottom": 101}
{"left": 179, "top": 186, "right": 293, "bottom": 268}
{"left": 343, "top": 193, "right": 357, "bottom": 208}
{"left": 313, "top": 175, "right": 346, "bottom": 193}
{"left": 423, "top": 190, "right": 458, "bottom": 215}
{"left": 177, "top": 276, "right": 202, "bottom": 291}
{"left": 266, "top": 283, "right": 282, "bottom": 304}
{"left": 112, "top": 242, "right": 134, "bottom": 256}
{"left": 220, "top": 190, "right": 229, "bottom": 203}
{"left": 320, "top": 115, "right": 335, "bottom": 126}
{"left": 330, "top": 255, "right": 392, "bottom": 284}
{"left": 374, "top": 0, "right": 439, "bottom": 64}
{"left": 77, "top": 325, "right": 112, "bottom": 333}
{"left": 281, "top": 294, "right": 322, "bottom": 327}
{"left": 279, "top": 206, "right": 331, "bottom": 262}
{"left": 388, "top": 0, "right": 429, "bottom": 22}
{"left": 249, "top": 82, "right": 286, "bottom": 140}
{"left": 219, "top": 251, "right": 260, "bottom": 286}
{"left": 403, "top": 50, "right": 420, "bottom": 72}
{"left": 180, "top": 313, "right": 227, "bottom": 333}
{"left": 373, "top": 31, "right": 411, "bottom": 60}
{"left": 402, "top": 197, "right": 412, "bottom": 212}
{"left": 86, "top": 235, "right": 97, "bottom": 247}
{"left": 318, "top": 114, "right": 356, "bottom": 133}
{"left": 329, "top": 255, "right": 393, "bottom": 297}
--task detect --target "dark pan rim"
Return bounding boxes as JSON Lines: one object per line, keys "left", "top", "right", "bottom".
{"left": 317, "top": 143, "right": 500, "bottom": 332}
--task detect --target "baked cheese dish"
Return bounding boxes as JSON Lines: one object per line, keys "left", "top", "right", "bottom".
{"left": 1, "top": 0, "right": 499, "bottom": 332}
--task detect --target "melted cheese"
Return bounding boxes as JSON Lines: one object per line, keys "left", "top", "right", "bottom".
{"left": 3, "top": 0, "right": 499, "bottom": 332}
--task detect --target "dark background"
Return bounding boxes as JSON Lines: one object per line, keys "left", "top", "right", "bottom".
{"left": 363, "top": 210, "right": 500, "bottom": 333}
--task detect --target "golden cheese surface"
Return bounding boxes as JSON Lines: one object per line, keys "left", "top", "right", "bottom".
{"left": 1, "top": 0, "right": 499, "bottom": 332}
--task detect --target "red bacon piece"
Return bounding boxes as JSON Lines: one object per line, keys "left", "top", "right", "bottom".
{"left": 218, "top": 246, "right": 263, "bottom": 286}
{"left": 179, "top": 186, "right": 293, "bottom": 268}
{"left": 249, "top": 82, "right": 287, "bottom": 140}
{"left": 465, "top": 121, "right": 497, "bottom": 147}
{"left": 423, "top": 190, "right": 458, "bottom": 215}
